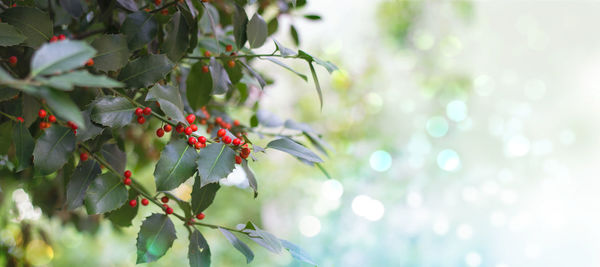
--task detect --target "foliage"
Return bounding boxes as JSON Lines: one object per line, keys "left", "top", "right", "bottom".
{"left": 0, "top": 0, "right": 336, "bottom": 265}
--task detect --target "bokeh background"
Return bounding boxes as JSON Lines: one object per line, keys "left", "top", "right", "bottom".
{"left": 4, "top": 0, "right": 600, "bottom": 266}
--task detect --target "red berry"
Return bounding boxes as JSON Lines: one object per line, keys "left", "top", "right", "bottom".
{"left": 233, "top": 120, "right": 240, "bottom": 127}
{"left": 124, "top": 170, "right": 132, "bottom": 178}
{"left": 196, "top": 213, "right": 205, "bottom": 220}
{"left": 143, "top": 107, "right": 152, "bottom": 115}
{"left": 240, "top": 152, "right": 249, "bottom": 159}
{"left": 49, "top": 36, "right": 58, "bottom": 42}
{"left": 163, "top": 124, "right": 172, "bottom": 132}
{"left": 222, "top": 136, "right": 232, "bottom": 144}
{"left": 198, "top": 143, "right": 206, "bottom": 148}
{"left": 85, "top": 58, "right": 94, "bottom": 67}
{"left": 123, "top": 178, "right": 132, "bottom": 185}
{"left": 156, "top": 128, "right": 165, "bottom": 137}
{"left": 184, "top": 126, "right": 193, "bottom": 135}
{"left": 38, "top": 109, "right": 47, "bottom": 118}
{"left": 202, "top": 65, "right": 209, "bottom": 73}
{"left": 160, "top": 8, "right": 169, "bottom": 15}
{"left": 188, "top": 136, "right": 197, "bottom": 145}
{"left": 67, "top": 121, "right": 78, "bottom": 130}
{"left": 58, "top": 34, "right": 66, "bottom": 40}
{"left": 227, "top": 60, "right": 236, "bottom": 68}
{"left": 194, "top": 142, "right": 202, "bottom": 149}
{"left": 48, "top": 115, "right": 56, "bottom": 123}
{"left": 187, "top": 218, "right": 196, "bottom": 225}
{"left": 39, "top": 122, "right": 47, "bottom": 129}
{"left": 217, "top": 128, "right": 226, "bottom": 137}
{"left": 80, "top": 152, "right": 88, "bottom": 161}
{"left": 137, "top": 116, "right": 145, "bottom": 124}
{"left": 8, "top": 56, "right": 17, "bottom": 66}
{"left": 235, "top": 156, "right": 242, "bottom": 164}
{"left": 215, "top": 117, "right": 222, "bottom": 124}
{"left": 203, "top": 51, "right": 211, "bottom": 57}
{"left": 232, "top": 138, "right": 241, "bottom": 146}
{"left": 73, "top": 129, "right": 77, "bottom": 135}
{"left": 166, "top": 207, "right": 173, "bottom": 214}
{"left": 176, "top": 124, "right": 185, "bottom": 133}
{"left": 141, "top": 198, "right": 149, "bottom": 206}
{"left": 197, "top": 136, "right": 207, "bottom": 144}
{"left": 225, "top": 123, "right": 232, "bottom": 130}
{"left": 16, "top": 117, "right": 24, "bottom": 123}
{"left": 242, "top": 147, "right": 251, "bottom": 155}
{"left": 161, "top": 196, "right": 169, "bottom": 203}
{"left": 190, "top": 124, "right": 198, "bottom": 132}
{"left": 226, "top": 44, "right": 233, "bottom": 52}
{"left": 129, "top": 199, "right": 137, "bottom": 207}
{"left": 154, "top": 0, "right": 162, "bottom": 5}
{"left": 200, "top": 119, "right": 207, "bottom": 125}
{"left": 186, "top": 114, "right": 196, "bottom": 124}
{"left": 135, "top": 107, "right": 143, "bottom": 116}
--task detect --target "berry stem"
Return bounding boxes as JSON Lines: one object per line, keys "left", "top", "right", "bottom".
{"left": 0, "top": 110, "right": 19, "bottom": 122}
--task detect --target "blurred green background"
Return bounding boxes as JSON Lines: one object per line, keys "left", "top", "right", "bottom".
{"left": 4, "top": 0, "right": 600, "bottom": 266}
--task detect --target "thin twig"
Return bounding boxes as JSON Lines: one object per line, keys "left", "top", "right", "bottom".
{"left": 150, "top": 1, "right": 178, "bottom": 13}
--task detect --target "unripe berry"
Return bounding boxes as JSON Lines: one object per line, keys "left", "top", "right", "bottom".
{"left": 123, "top": 177, "right": 132, "bottom": 185}
{"left": 196, "top": 213, "right": 205, "bottom": 220}
{"left": 161, "top": 196, "right": 169, "bottom": 203}
{"left": 217, "top": 128, "right": 226, "bottom": 137}
{"left": 184, "top": 126, "right": 193, "bottom": 135}
{"left": 156, "top": 128, "right": 165, "bottom": 137}
{"left": 85, "top": 58, "right": 94, "bottom": 67}
{"left": 124, "top": 170, "right": 132, "bottom": 178}
{"left": 227, "top": 60, "right": 235, "bottom": 68}
{"left": 165, "top": 207, "right": 173, "bottom": 214}
{"left": 190, "top": 124, "right": 198, "bottom": 131}
{"left": 8, "top": 56, "right": 17, "bottom": 66}
{"left": 38, "top": 109, "right": 47, "bottom": 118}
{"left": 232, "top": 138, "right": 241, "bottom": 146}
{"left": 197, "top": 136, "right": 207, "bottom": 144}
{"left": 48, "top": 115, "right": 56, "bottom": 123}
{"left": 203, "top": 51, "right": 211, "bottom": 57}
{"left": 143, "top": 107, "right": 152, "bottom": 115}
{"left": 141, "top": 198, "right": 149, "bottom": 206}
{"left": 226, "top": 44, "right": 233, "bottom": 52}
{"left": 233, "top": 120, "right": 240, "bottom": 126}
{"left": 176, "top": 124, "right": 185, "bottom": 133}
{"left": 222, "top": 136, "right": 232, "bottom": 144}
{"left": 135, "top": 107, "right": 143, "bottom": 116}
{"left": 188, "top": 136, "right": 197, "bottom": 145}
{"left": 186, "top": 114, "right": 196, "bottom": 124}
{"left": 163, "top": 124, "right": 172, "bottom": 132}
{"left": 235, "top": 156, "right": 242, "bottom": 164}
{"left": 129, "top": 199, "right": 137, "bottom": 207}
{"left": 202, "top": 65, "right": 209, "bottom": 73}
{"left": 80, "top": 152, "right": 88, "bottom": 161}
{"left": 137, "top": 116, "right": 145, "bottom": 124}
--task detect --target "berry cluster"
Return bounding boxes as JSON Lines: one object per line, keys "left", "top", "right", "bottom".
{"left": 36, "top": 109, "right": 56, "bottom": 129}
{"left": 134, "top": 107, "right": 152, "bottom": 124}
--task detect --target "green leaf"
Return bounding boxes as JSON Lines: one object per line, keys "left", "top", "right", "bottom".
{"left": 164, "top": 192, "right": 192, "bottom": 218}
{"left": 40, "top": 71, "right": 123, "bottom": 91}
{"left": 232, "top": 4, "right": 248, "bottom": 49}
{"left": 263, "top": 57, "right": 307, "bottom": 81}
{"left": 66, "top": 160, "right": 101, "bottom": 210}
{"left": 38, "top": 88, "right": 85, "bottom": 129}
{"left": 241, "top": 222, "right": 283, "bottom": 254}
{"left": 101, "top": 143, "right": 126, "bottom": 174}
{"left": 12, "top": 121, "right": 34, "bottom": 171}
{"left": 188, "top": 230, "right": 211, "bottom": 267}
{"left": 77, "top": 109, "right": 104, "bottom": 142}
{"left": 0, "top": 122, "right": 12, "bottom": 155}
{"left": 163, "top": 11, "right": 190, "bottom": 62}
{"left": 186, "top": 62, "right": 213, "bottom": 110}
{"left": 280, "top": 239, "right": 316, "bottom": 266}
{"left": 154, "top": 139, "right": 199, "bottom": 191}
{"left": 84, "top": 172, "right": 128, "bottom": 214}
{"left": 303, "top": 14, "right": 322, "bottom": 20}
{"left": 290, "top": 24, "right": 299, "bottom": 46}
{"left": 121, "top": 11, "right": 158, "bottom": 50}
{"left": 136, "top": 214, "right": 177, "bottom": 264}
{"left": 196, "top": 143, "right": 236, "bottom": 186}
{"left": 90, "top": 34, "right": 130, "bottom": 72}
{"left": 59, "top": 0, "right": 85, "bottom": 18}
{"left": 238, "top": 61, "right": 267, "bottom": 88}
{"left": 210, "top": 58, "right": 232, "bottom": 95}
{"left": 273, "top": 39, "right": 297, "bottom": 57}
{"left": 266, "top": 137, "right": 323, "bottom": 163}
{"left": 267, "top": 18, "right": 278, "bottom": 36}
{"left": 0, "top": 66, "right": 15, "bottom": 82}
{"left": 30, "top": 40, "right": 96, "bottom": 77}
{"left": 256, "top": 109, "right": 283, "bottom": 127}
{"left": 147, "top": 84, "right": 186, "bottom": 124}
{"left": 308, "top": 62, "right": 323, "bottom": 109}
{"left": 315, "top": 163, "right": 331, "bottom": 179}
{"left": 298, "top": 50, "right": 338, "bottom": 73}
{"left": 90, "top": 96, "right": 136, "bottom": 127}
{"left": 32, "top": 125, "right": 76, "bottom": 175}
{"left": 241, "top": 159, "right": 258, "bottom": 198}
{"left": 246, "top": 13, "right": 267, "bottom": 48}
{"left": 304, "top": 131, "right": 332, "bottom": 156}
{"left": 0, "top": 7, "right": 53, "bottom": 48}
{"left": 0, "top": 88, "right": 18, "bottom": 102}
{"left": 199, "top": 4, "right": 219, "bottom": 35}
{"left": 116, "top": 0, "right": 138, "bottom": 11}
{"left": 107, "top": 189, "right": 139, "bottom": 227}
{"left": 219, "top": 228, "right": 254, "bottom": 263}
{"left": 117, "top": 54, "right": 174, "bottom": 88}
{"left": 0, "top": 23, "right": 26, "bottom": 46}
{"left": 191, "top": 177, "right": 220, "bottom": 214}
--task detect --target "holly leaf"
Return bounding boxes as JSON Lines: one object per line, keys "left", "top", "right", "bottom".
{"left": 196, "top": 143, "right": 236, "bottom": 186}
{"left": 246, "top": 13, "right": 267, "bottom": 48}
{"left": 290, "top": 24, "right": 299, "bottom": 46}
{"left": 38, "top": 88, "right": 85, "bottom": 129}
{"left": 0, "top": 7, "right": 53, "bottom": 48}
{"left": 210, "top": 58, "right": 232, "bottom": 95}
{"left": 101, "top": 143, "right": 126, "bottom": 174}
{"left": 59, "top": 0, "right": 85, "bottom": 18}
{"left": 263, "top": 57, "right": 307, "bottom": 81}
{"left": 107, "top": 189, "right": 139, "bottom": 227}
{"left": 84, "top": 172, "right": 128, "bottom": 214}
{"left": 30, "top": 40, "right": 96, "bottom": 77}
{"left": 162, "top": 11, "right": 190, "bottom": 62}
{"left": 90, "top": 96, "right": 136, "bottom": 128}
{"left": 154, "top": 139, "right": 199, "bottom": 191}
{"left": 77, "top": 109, "right": 104, "bottom": 142}
{"left": 280, "top": 239, "right": 316, "bottom": 266}
{"left": 40, "top": 70, "right": 123, "bottom": 91}
{"left": 240, "top": 222, "right": 282, "bottom": 254}
{"left": 266, "top": 137, "right": 323, "bottom": 163}
{"left": 117, "top": 54, "right": 174, "bottom": 88}
{"left": 12, "top": 121, "right": 34, "bottom": 171}
{"left": 298, "top": 50, "right": 338, "bottom": 73}
{"left": 219, "top": 228, "right": 254, "bottom": 263}
{"left": 232, "top": 4, "right": 248, "bottom": 49}
{"left": 147, "top": 84, "right": 186, "bottom": 124}
{"left": 33, "top": 125, "right": 76, "bottom": 175}
{"left": 136, "top": 214, "right": 177, "bottom": 264}
{"left": 188, "top": 230, "right": 211, "bottom": 267}
{"left": 191, "top": 177, "right": 220, "bottom": 214}
{"left": 273, "top": 39, "right": 297, "bottom": 57}
{"left": 0, "top": 23, "right": 26, "bottom": 46}
{"left": 121, "top": 11, "right": 158, "bottom": 50}
{"left": 241, "top": 160, "right": 258, "bottom": 198}
{"left": 116, "top": 0, "right": 138, "bottom": 11}
{"left": 66, "top": 160, "right": 101, "bottom": 210}
{"left": 90, "top": 34, "right": 130, "bottom": 72}
{"left": 186, "top": 62, "right": 213, "bottom": 110}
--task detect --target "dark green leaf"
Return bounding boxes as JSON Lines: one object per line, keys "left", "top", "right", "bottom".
{"left": 39, "top": 88, "right": 85, "bottom": 129}
{"left": 117, "top": 54, "right": 174, "bottom": 88}
{"left": 163, "top": 11, "right": 190, "bottom": 62}
{"left": 280, "top": 239, "right": 316, "bottom": 266}
{"left": 77, "top": 109, "right": 104, "bottom": 142}
{"left": 304, "top": 131, "right": 332, "bottom": 156}
{"left": 290, "top": 24, "right": 299, "bottom": 46}
{"left": 250, "top": 115, "right": 258, "bottom": 127}
{"left": 147, "top": 84, "right": 186, "bottom": 124}
{"left": 238, "top": 61, "right": 266, "bottom": 88}
{"left": 267, "top": 18, "right": 278, "bottom": 36}
{"left": 59, "top": 0, "right": 85, "bottom": 18}
{"left": 315, "top": 163, "right": 331, "bottom": 179}
{"left": 246, "top": 13, "right": 267, "bottom": 48}
{"left": 90, "top": 34, "right": 130, "bottom": 72}
{"left": 263, "top": 57, "right": 307, "bottom": 81}
{"left": 90, "top": 96, "right": 135, "bottom": 128}
{"left": 241, "top": 222, "right": 282, "bottom": 254}
{"left": 136, "top": 214, "right": 177, "bottom": 264}
{"left": 188, "top": 230, "right": 211, "bottom": 267}
{"left": 219, "top": 228, "right": 254, "bottom": 263}
{"left": 256, "top": 109, "right": 283, "bottom": 127}
{"left": 0, "top": 66, "right": 14, "bottom": 82}
{"left": 210, "top": 58, "right": 231, "bottom": 95}
{"left": 121, "top": 11, "right": 158, "bottom": 50}
{"left": 273, "top": 39, "right": 297, "bottom": 57}
{"left": 101, "top": 143, "right": 126, "bottom": 174}
{"left": 186, "top": 62, "right": 213, "bottom": 110}
{"left": 154, "top": 139, "right": 199, "bottom": 191}
{"left": 164, "top": 192, "right": 192, "bottom": 218}
{"left": 298, "top": 50, "right": 338, "bottom": 73}
{"left": 40, "top": 71, "right": 123, "bottom": 91}
{"left": 241, "top": 160, "right": 258, "bottom": 198}
{"left": 107, "top": 189, "right": 139, "bottom": 227}
{"left": 199, "top": 4, "right": 219, "bottom": 35}
{"left": 266, "top": 137, "right": 323, "bottom": 163}
{"left": 191, "top": 177, "right": 220, "bottom": 214}
{"left": 0, "top": 122, "right": 12, "bottom": 155}
{"left": 66, "top": 160, "right": 101, "bottom": 210}
{"left": 84, "top": 172, "right": 128, "bottom": 214}
{"left": 308, "top": 62, "right": 323, "bottom": 109}
{"left": 116, "top": 0, "right": 138, "bottom": 11}
{"left": 196, "top": 143, "right": 236, "bottom": 186}
{"left": 32, "top": 125, "right": 76, "bottom": 175}
{"left": 0, "top": 7, "right": 53, "bottom": 48}
{"left": 303, "top": 14, "right": 321, "bottom": 20}
{"left": 232, "top": 4, "right": 248, "bottom": 49}
{"left": 12, "top": 121, "right": 34, "bottom": 171}
{"left": 0, "top": 88, "right": 18, "bottom": 101}
{"left": 30, "top": 40, "right": 96, "bottom": 76}
{"left": 0, "top": 23, "right": 26, "bottom": 46}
